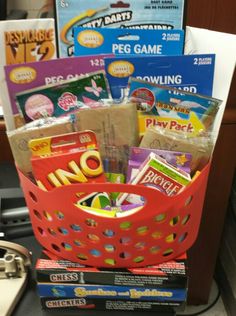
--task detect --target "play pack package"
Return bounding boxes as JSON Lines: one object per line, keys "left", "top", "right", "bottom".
{"left": 55, "top": 0, "right": 186, "bottom": 57}
{"left": 128, "top": 78, "right": 222, "bottom": 136}
{"left": 74, "top": 27, "right": 184, "bottom": 57}
{"left": 4, "top": 54, "right": 113, "bottom": 128}
{"left": 104, "top": 54, "right": 215, "bottom": 99}
{"left": 15, "top": 71, "right": 110, "bottom": 122}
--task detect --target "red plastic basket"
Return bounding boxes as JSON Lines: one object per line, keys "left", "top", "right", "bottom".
{"left": 18, "top": 163, "right": 210, "bottom": 268}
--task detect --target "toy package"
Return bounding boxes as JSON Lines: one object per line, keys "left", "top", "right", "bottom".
{"left": 16, "top": 71, "right": 110, "bottom": 123}
{"left": 74, "top": 27, "right": 184, "bottom": 57}
{"left": 140, "top": 127, "right": 215, "bottom": 174}
{"left": 55, "top": 0, "right": 186, "bottom": 57}
{"left": 0, "top": 18, "right": 57, "bottom": 131}
{"left": 28, "top": 131, "right": 106, "bottom": 192}
{"left": 127, "top": 147, "right": 192, "bottom": 182}
{"left": 4, "top": 54, "right": 113, "bottom": 128}
{"left": 128, "top": 78, "right": 222, "bottom": 136}
{"left": 104, "top": 54, "right": 215, "bottom": 99}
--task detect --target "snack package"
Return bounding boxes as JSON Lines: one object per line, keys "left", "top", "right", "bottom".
{"left": 74, "top": 27, "right": 184, "bottom": 57}
{"left": 117, "top": 152, "right": 191, "bottom": 206}
{"left": 140, "top": 127, "right": 215, "bottom": 174}
{"left": 127, "top": 147, "right": 192, "bottom": 182}
{"left": 104, "top": 54, "right": 215, "bottom": 99}
{"left": 7, "top": 117, "right": 74, "bottom": 175}
{"left": 4, "top": 54, "right": 113, "bottom": 128}
{"left": 28, "top": 131, "right": 106, "bottom": 192}
{"left": 128, "top": 78, "right": 222, "bottom": 136}
{"left": 16, "top": 71, "right": 111, "bottom": 123}
{"left": 55, "top": 0, "right": 186, "bottom": 57}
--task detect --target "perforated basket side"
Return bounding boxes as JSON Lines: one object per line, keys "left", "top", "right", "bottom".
{"left": 18, "top": 163, "right": 210, "bottom": 268}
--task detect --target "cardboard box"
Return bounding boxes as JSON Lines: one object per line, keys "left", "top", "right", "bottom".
{"left": 36, "top": 253, "right": 187, "bottom": 289}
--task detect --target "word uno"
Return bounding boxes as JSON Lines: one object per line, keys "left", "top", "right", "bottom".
{"left": 47, "top": 151, "right": 103, "bottom": 188}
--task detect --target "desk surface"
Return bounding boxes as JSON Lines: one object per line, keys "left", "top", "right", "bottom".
{"left": 10, "top": 235, "right": 175, "bottom": 316}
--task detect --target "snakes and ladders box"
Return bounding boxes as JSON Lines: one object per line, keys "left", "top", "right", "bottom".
{"left": 74, "top": 27, "right": 184, "bottom": 57}
{"left": 0, "top": 18, "right": 57, "bottom": 131}
{"left": 104, "top": 54, "right": 215, "bottom": 99}
{"left": 37, "top": 282, "right": 187, "bottom": 303}
{"left": 28, "top": 131, "right": 106, "bottom": 191}
{"left": 55, "top": 0, "right": 186, "bottom": 57}
{"left": 36, "top": 253, "right": 187, "bottom": 289}
{"left": 4, "top": 54, "right": 113, "bottom": 128}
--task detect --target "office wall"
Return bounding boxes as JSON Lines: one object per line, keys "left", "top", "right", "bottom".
{"left": 7, "top": 0, "right": 45, "bottom": 18}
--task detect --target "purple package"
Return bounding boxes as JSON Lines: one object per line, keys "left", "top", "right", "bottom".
{"left": 4, "top": 54, "right": 113, "bottom": 116}
{"left": 127, "top": 147, "right": 192, "bottom": 182}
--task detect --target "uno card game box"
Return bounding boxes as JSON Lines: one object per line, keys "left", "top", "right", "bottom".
{"left": 28, "top": 131, "right": 106, "bottom": 191}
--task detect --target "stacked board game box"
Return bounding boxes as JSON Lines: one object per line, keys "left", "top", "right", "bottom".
{"left": 36, "top": 252, "right": 187, "bottom": 313}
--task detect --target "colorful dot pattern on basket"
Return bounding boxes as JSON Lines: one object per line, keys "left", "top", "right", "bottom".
{"left": 17, "top": 163, "right": 210, "bottom": 267}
